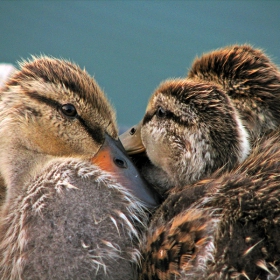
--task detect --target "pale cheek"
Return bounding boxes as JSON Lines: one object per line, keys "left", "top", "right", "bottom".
{"left": 145, "top": 141, "right": 167, "bottom": 168}
{"left": 143, "top": 127, "right": 172, "bottom": 169}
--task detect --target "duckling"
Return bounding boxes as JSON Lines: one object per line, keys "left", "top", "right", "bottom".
{"left": 120, "top": 45, "right": 280, "bottom": 279}
{"left": 0, "top": 56, "right": 159, "bottom": 280}
{"left": 188, "top": 44, "right": 280, "bottom": 144}
{"left": 120, "top": 45, "right": 280, "bottom": 196}
{"left": 139, "top": 131, "right": 280, "bottom": 279}
{"left": 120, "top": 78, "right": 250, "bottom": 196}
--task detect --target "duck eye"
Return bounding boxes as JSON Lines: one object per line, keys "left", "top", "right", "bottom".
{"left": 129, "top": 127, "right": 136, "bottom": 135}
{"left": 61, "top": 104, "right": 77, "bottom": 117}
{"left": 156, "top": 107, "right": 166, "bottom": 118}
{"left": 113, "top": 157, "right": 128, "bottom": 169}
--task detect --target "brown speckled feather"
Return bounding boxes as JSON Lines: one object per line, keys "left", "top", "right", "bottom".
{"left": 120, "top": 45, "right": 280, "bottom": 280}
{"left": 188, "top": 44, "right": 280, "bottom": 144}
{"left": 131, "top": 78, "right": 250, "bottom": 196}
{"left": 0, "top": 57, "right": 152, "bottom": 280}
{"left": 139, "top": 132, "right": 280, "bottom": 279}
{"left": 120, "top": 45, "right": 280, "bottom": 279}
{"left": 122, "top": 45, "right": 280, "bottom": 197}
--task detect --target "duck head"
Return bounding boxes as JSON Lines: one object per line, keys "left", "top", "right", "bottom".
{"left": 0, "top": 57, "right": 162, "bottom": 280}
{"left": 0, "top": 56, "right": 159, "bottom": 208}
{"left": 120, "top": 79, "right": 250, "bottom": 195}
{"left": 188, "top": 44, "right": 280, "bottom": 143}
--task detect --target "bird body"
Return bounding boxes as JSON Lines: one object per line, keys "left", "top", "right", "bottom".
{"left": 140, "top": 132, "right": 280, "bottom": 279}
{"left": 188, "top": 44, "right": 280, "bottom": 144}
{"left": 121, "top": 78, "right": 250, "bottom": 196}
{"left": 120, "top": 45, "right": 280, "bottom": 279}
{"left": 0, "top": 56, "right": 158, "bottom": 279}
{"left": 121, "top": 45, "right": 280, "bottom": 195}
{"left": 1, "top": 159, "right": 143, "bottom": 280}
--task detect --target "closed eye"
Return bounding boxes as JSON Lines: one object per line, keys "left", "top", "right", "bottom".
{"left": 142, "top": 107, "right": 171, "bottom": 125}
{"left": 156, "top": 106, "right": 167, "bottom": 118}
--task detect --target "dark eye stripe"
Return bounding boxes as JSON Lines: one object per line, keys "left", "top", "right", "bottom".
{"left": 76, "top": 116, "right": 103, "bottom": 144}
{"left": 28, "top": 91, "right": 60, "bottom": 109}
{"left": 27, "top": 91, "right": 104, "bottom": 145}
{"left": 142, "top": 112, "right": 154, "bottom": 126}
{"left": 143, "top": 109, "right": 191, "bottom": 127}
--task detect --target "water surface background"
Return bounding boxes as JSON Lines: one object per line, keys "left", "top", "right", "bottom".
{"left": 1, "top": 1, "right": 279, "bottom": 129}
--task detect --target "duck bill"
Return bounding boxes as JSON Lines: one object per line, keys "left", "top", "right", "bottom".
{"left": 119, "top": 122, "right": 145, "bottom": 155}
{"left": 91, "top": 133, "right": 159, "bottom": 208}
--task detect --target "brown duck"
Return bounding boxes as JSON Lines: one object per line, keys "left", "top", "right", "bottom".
{"left": 121, "top": 44, "right": 280, "bottom": 197}
{"left": 121, "top": 78, "right": 250, "bottom": 197}
{"left": 120, "top": 45, "right": 280, "bottom": 279}
{"left": 139, "top": 131, "right": 280, "bottom": 279}
{"left": 0, "top": 56, "right": 158, "bottom": 280}
{"left": 188, "top": 44, "right": 280, "bottom": 144}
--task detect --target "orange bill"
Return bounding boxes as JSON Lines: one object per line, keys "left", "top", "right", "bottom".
{"left": 92, "top": 133, "right": 159, "bottom": 208}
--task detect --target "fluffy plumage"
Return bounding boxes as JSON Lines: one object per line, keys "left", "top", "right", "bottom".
{"left": 121, "top": 45, "right": 280, "bottom": 197}
{"left": 120, "top": 45, "right": 280, "bottom": 279}
{"left": 139, "top": 132, "right": 280, "bottom": 279}
{"left": 188, "top": 44, "right": 280, "bottom": 144}
{"left": 0, "top": 56, "right": 156, "bottom": 279}
{"left": 121, "top": 78, "right": 250, "bottom": 196}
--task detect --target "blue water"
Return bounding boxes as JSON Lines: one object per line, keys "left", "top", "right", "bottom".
{"left": 1, "top": 1, "right": 279, "bottom": 129}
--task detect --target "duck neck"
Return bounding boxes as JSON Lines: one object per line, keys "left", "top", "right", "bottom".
{"left": 0, "top": 138, "right": 53, "bottom": 202}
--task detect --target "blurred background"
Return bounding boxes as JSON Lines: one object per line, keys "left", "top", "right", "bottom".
{"left": 1, "top": 1, "right": 279, "bottom": 130}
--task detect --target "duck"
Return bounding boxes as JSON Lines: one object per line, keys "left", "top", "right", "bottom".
{"left": 139, "top": 131, "right": 280, "bottom": 279}
{"left": 120, "top": 81, "right": 280, "bottom": 279}
{"left": 187, "top": 44, "right": 280, "bottom": 145}
{"left": 120, "top": 78, "right": 250, "bottom": 196}
{"left": 120, "top": 45, "right": 280, "bottom": 196}
{"left": 119, "top": 45, "right": 280, "bottom": 279}
{"left": 0, "top": 56, "right": 159, "bottom": 280}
